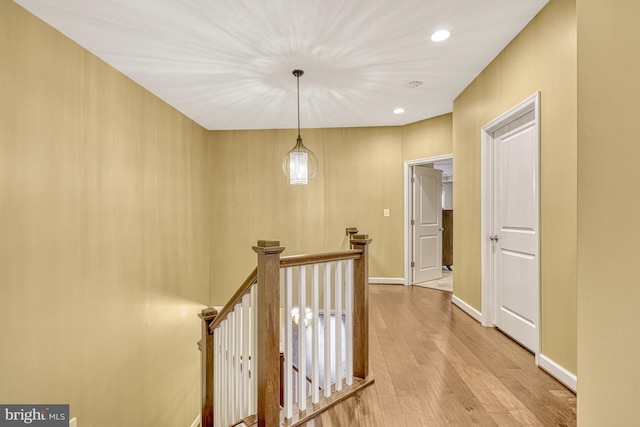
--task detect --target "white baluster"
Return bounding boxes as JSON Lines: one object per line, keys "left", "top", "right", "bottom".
{"left": 284, "top": 267, "right": 293, "bottom": 419}
{"left": 221, "top": 319, "right": 228, "bottom": 426}
{"left": 229, "top": 313, "right": 236, "bottom": 423}
{"left": 235, "top": 312, "right": 241, "bottom": 422}
{"left": 323, "top": 262, "right": 332, "bottom": 398}
{"left": 235, "top": 306, "right": 242, "bottom": 421}
{"left": 242, "top": 293, "right": 251, "bottom": 416}
{"left": 311, "top": 264, "right": 320, "bottom": 404}
{"left": 335, "top": 261, "right": 343, "bottom": 391}
{"left": 345, "top": 260, "right": 354, "bottom": 385}
{"left": 214, "top": 327, "right": 221, "bottom": 427}
{"left": 298, "top": 266, "right": 307, "bottom": 410}
{"left": 238, "top": 309, "right": 244, "bottom": 418}
{"left": 251, "top": 284, "right": 257, "bottom": 414}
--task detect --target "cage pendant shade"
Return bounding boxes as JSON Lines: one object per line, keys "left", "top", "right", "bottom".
{"left": 283, "top": 136, "right": 318, "bottom": 185}
{"left": 282, "top": 69, "right": 318, "bottom": 185}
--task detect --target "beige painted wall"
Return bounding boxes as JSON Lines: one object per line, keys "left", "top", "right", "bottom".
{"left": 577, "top": 0, "right": 640, "bottom": 424}
{"left": 401, "top": 113, "right": 453, "bottom": 162}
{"left": 209, "top": 127, "right": 403, "bottom": 302}
{"left": 452, "top": 0, "right": 577, "bottom": 373}
{"left": 208, "top": 113, "right": 453, "bottom": 304}
{"left": 0, "top": 2, "right": 209, "bottom": 426}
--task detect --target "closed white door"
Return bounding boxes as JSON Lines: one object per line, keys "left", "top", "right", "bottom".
{"left": 412, "top": 166, "right": 442, "bottom": 284}
{"left": 491, "top": 109, "right": 539, "bottom": 353}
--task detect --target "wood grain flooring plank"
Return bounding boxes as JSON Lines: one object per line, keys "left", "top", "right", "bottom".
{"left": 295, "top": 285, "right": 575, "bottom": 426}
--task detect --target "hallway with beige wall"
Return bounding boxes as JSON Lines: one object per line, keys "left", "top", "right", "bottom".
{"left": 9, "top": 0, "right": 640, "bottom": 424}
{"left": 452, "top": 0, "right": 577, "bottom": 376}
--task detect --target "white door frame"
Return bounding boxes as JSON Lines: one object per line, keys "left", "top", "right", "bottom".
{"left": 404, "top": 154, "right": 453, "bottom": 286}
{"left": 481, "top": 92, "right": 540, "bottom": 361}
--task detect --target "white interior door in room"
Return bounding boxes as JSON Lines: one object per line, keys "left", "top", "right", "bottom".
{"left": 482, "top": 93, "right": 540, "bottom": 357}
{"left": 412, "top": 166, "right": 443, "bottom": 284}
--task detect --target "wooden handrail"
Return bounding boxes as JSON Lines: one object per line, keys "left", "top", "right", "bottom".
{"left": 291, "top": 361, "right": 315, "bottom": 387}
{"left": 208, "top": 267, "right": 258, "bottom": 335}
{"left": 210, "top": 250, "right": 362, "bottom": 334}
{"left": 280, "top": 249, "right": 362, "bottom": 267}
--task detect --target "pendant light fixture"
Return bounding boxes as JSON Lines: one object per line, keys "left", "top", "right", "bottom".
{"left": 282, "top": 69, "right": 318, "bottom": 185}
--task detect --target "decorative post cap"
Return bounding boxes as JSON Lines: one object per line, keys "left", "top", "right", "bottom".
{"left": 253, "top": 239, "right": 285, "bottom": 254}
{"left": 199, "top": 307, "right": 218, "bottom": 321}
{"left": 351, "top": 234, "right": 370, "bottom": 240}
{"left": 256, "top": 239, "right": 280, "bottom": 247}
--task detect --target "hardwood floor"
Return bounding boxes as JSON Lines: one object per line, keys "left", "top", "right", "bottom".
{"left": 299, "top": 285, "right": 576, "bottom": 426}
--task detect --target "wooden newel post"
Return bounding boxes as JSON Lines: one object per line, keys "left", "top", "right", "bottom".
{"left": 351, "top": 234, "right": 372, "bottom": 379}
{"left": 253, "top": 240, "right": 285, "bottom": 427}
{"left": 346, "top": 227, "right": 359, "bottom": 248}
{"left": 199, "top": 307, "right": 218, "bottom": 427}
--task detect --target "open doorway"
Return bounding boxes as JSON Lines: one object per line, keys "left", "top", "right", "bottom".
{"left": 404, "top": 154, "right": 453, "bottom": 290}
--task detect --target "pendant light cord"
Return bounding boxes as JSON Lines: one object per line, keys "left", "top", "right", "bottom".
{"left": 293, "top": 69, "right": 304, "bottom": 141}
{"left": 296, "top": 72, "right": 301, "bottom": 139}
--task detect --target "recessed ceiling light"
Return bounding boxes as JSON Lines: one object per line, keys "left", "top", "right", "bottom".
{"left": 393, "top": 107, "right": 405, "bottom": 114}
{"left": 431, "top": 29, "right": 451, "bottom": 42}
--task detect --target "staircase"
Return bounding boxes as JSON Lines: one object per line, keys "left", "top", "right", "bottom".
{"left": 199, "top": 234, "right": 373, "bottom": 426}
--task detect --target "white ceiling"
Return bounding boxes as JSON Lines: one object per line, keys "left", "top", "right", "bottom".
{"left": 14, "top": 0, "right": 548, "bottom": 131}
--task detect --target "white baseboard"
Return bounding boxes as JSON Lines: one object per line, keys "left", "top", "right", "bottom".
{"left": 451, "top": 295, "right": 482, "bottom": 323}
{"left": 539, "top": 354, "right": 577, "bottom": 393}
{"left": 369, "top": 277, "right": 405, "bottom": 285}
{"left": 190, "top": 414, "right": 201, "bottom": 427}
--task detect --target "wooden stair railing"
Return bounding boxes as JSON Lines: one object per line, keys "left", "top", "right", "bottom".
{"left": 199, "top": 235, "right": 372, "bottom": 427}
{"left": 280, "top": 353, "right": 317, "bottom": 407}
{"left": 199, "top": 267, "right": 259, "bottom": 427}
